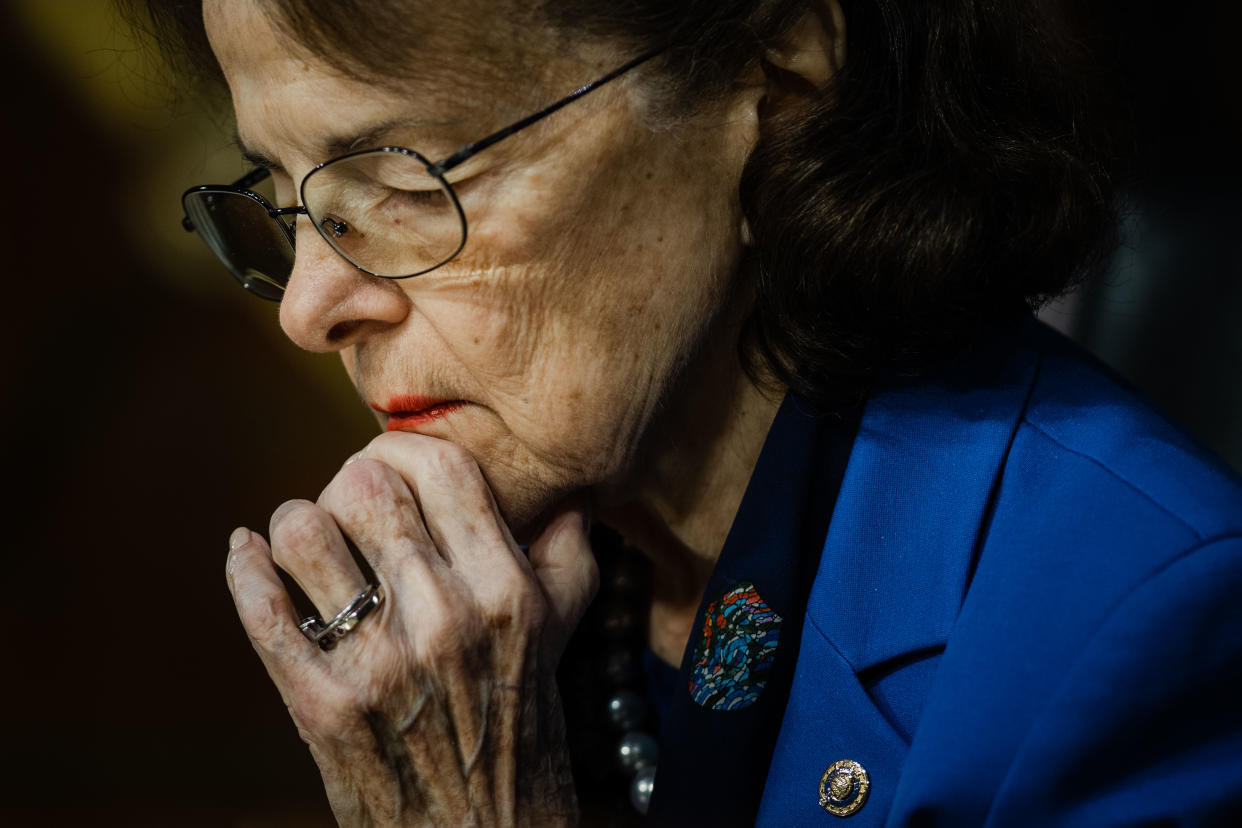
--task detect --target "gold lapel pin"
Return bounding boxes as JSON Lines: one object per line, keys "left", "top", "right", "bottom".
{"left": 819, "top": 759, "right": 870, "bottom": 817}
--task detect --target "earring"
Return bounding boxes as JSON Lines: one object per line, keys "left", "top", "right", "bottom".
{"left": 740, "top": 216, "right": 755, "bottom": 247}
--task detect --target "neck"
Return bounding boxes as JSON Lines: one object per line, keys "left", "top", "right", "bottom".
{"left": 594, "top": 341, "right": 783, "bottom": 666}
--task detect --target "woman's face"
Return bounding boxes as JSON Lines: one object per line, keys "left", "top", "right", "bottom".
{"left": 206, "top": 0, "right": 762, "bottom": 532}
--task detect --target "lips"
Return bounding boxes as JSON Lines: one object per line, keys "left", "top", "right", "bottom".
{"left": 372, "top": 395, "right": 466, "bottom": 431}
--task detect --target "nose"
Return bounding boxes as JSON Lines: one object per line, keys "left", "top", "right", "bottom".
{"left": 278, "top": 221, "right": 410, "bottom": 352}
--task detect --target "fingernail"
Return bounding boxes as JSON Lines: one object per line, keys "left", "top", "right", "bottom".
{"left": 229, "top": 526, "right": 252, "bottom": 550}
{"left": 344, "top": 450, "right": 366, "bottom": 465}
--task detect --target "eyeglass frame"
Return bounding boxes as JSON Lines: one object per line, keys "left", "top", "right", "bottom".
{"left": 180, "top": 47, "right": 664, "bottom": 294}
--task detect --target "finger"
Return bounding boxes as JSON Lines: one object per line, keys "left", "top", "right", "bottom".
{"left": 269, "top": 499, "right": 369, "bottom": 619}
{"left": 317, "top": 456, "right": 442, "bottom": 584}
{"left": 225, "top": 527, "right": 320, "bottom": 678}
{"left": 528, "top": 495, "right": 599, "bottom": 662}
{"left": 361, "top": 432, "right": 522, "bottom": 576}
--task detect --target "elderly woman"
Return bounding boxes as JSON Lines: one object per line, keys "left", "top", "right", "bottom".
{"left": 132, "top": 0, "right": 1242, "bottom": 824}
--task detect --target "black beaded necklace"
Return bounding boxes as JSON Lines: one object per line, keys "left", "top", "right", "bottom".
{"left": 559, "top": 529, "right": 663, "bottom": 823}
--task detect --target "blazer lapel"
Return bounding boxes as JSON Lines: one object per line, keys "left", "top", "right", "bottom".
{"left": 757, "top": 330, "right": 1041, "bottom": 826}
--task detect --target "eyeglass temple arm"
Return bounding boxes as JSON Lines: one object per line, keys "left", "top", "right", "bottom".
{"left": 181, "top": 48, "right": 664, "bottom": 229}
{"left": 429, "top": 46, "right": 665, "bottom": 177}
{"left": 235, "top": 168, "right": 271, "bottom": 190}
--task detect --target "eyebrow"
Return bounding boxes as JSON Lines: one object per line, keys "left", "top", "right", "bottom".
{"left": 235, "top": 138, "right": 280, "bottom": 172}
{"left": 234, "top": 116, "right": 455, "bottom": 173}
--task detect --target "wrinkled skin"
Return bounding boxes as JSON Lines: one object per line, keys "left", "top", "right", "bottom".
{"left": 227, "top": 435, "right": 594, "bottom": 826}
{"left": 208, "top": 0, "right": 761, "bottom": 534}
{"left": 208, "top": 0, "right": 844, "bottom": 821}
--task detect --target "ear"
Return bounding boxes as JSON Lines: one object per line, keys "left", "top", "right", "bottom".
{"left": 710, "top": 0, "right": 846, "bottom": 241}
{"left": 762, "top": 0, "right": 847, "bottom": 95}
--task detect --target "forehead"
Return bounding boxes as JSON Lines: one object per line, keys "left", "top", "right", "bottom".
{"left": 204, "top": 0, "right": 543, "bottom": 79}
{"left": 203, "top": 0, "right": 568, "bottom": 166}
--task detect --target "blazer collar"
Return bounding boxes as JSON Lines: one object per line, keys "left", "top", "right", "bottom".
{"left": 807, "top": 326, "right": 1042, "bottom": 673}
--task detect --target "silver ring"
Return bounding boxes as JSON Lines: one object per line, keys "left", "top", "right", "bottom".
{"left": 298, "top": 583, "right": 384, "bottom": 651}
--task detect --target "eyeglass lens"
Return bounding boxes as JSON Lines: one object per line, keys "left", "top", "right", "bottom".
{"left": 182, "top": 189, "right": 293, "bottom": 300}
{"left": 301, "top": 149, "right": 465, "bottom": 278}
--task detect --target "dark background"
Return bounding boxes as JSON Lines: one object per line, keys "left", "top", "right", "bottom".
{"left": 2, "top": 2, "right": 1238, "bottom": 825}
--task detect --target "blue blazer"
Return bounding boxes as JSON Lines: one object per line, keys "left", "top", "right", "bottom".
{"left": 755, "top": 323, "right": 1242, "bottom": 826}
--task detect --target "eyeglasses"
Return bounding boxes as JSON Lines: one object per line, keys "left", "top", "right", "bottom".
{"left": 181, "top": 49, "right": 661, "bottom": 301}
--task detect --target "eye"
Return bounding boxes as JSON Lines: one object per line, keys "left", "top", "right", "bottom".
{"left": 357, "top": 156, "right": 454, "bottom": 210}
{"left": 388, "top": 186, "right": 449, "bottom": 207}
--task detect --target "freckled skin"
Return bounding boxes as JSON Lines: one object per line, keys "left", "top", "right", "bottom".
{"left": 208, "top": 0, "right": 818, "bottom": 821}
{"left": 207, "top": 0, "right": 765, "bottom": 536}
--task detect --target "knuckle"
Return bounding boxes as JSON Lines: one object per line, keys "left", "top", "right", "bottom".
{"left": 269, "top": 501, "right": 335, "bottom": 565}
{"left": 366, "top": 433, "right": 496, "bottom": 511}
{"left": 367, "top": 430, "right": 468, "bottom": 466}
{"left": 416, "top": 623, "right": 460, "bottom": 666}
{"left": 414, "top": 598, "right": 476, "bottom": 664}
{"left": 365, "top": 430, "right": 405, "bottom": 452}
{"left": 239, "top": 591, "right": 293, "bottom": 650}
{"left": 482, "top": 577, "right": 546, "bottom": 631}
{"left": 325, "top": 459, "right": 423, "bottom": 532}
{"left": 327, "top": 458, "right": 403, "bottom": 505}
{"left": 415, "top": 439, "right": 482, "bottom": 485}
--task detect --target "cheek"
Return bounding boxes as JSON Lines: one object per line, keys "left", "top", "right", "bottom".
{"left": 398, "top": 113, "right": 742, "bottom": 491}
{"left": 417, "top": 263, "right": 552, "bottom": 397}
{"left": 461, "top": 229, "right": 727, "bottom": 482}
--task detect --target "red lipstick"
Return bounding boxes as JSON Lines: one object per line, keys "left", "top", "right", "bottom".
{"left": 372, "top": 395, "right": 465, "bottom": 431}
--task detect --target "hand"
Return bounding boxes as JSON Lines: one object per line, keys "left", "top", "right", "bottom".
{"left": 224, "top": 432, "right": 599, "bottom": 827}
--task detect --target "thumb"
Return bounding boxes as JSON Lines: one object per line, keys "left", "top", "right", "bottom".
{"left": 528, "top": 494, "right": 599, "bottom": 662}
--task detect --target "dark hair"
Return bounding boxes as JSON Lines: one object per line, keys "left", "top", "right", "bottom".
{"left": 123, "top": 0, "right": 1122, "bottom": 410}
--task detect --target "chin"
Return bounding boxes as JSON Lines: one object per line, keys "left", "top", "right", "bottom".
{"left": 496, "top": 488, "right": 557, "bottom": 545}
{"left": 481, "top": 463, "right": 579, "bottom": 546}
